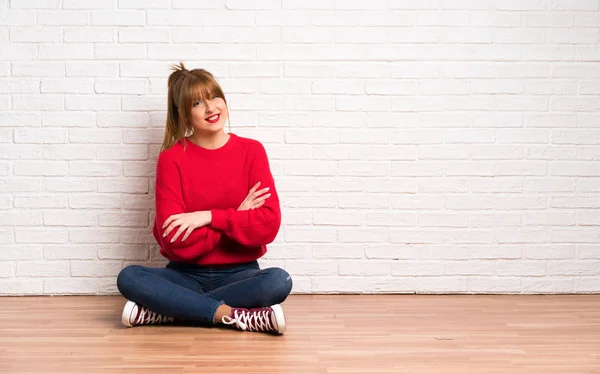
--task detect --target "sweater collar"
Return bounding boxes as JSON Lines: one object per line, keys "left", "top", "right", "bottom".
{"left": 183, "top": 133, "right": 236, "bottom": 155}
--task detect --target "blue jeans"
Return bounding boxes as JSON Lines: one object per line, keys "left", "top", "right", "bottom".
{"left": 116, "top": 260, "right": 293, "bottom": 325}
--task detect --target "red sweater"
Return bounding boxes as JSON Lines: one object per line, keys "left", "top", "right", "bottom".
{"left": 152, "top": 133, "right": 281, "bottom": 266}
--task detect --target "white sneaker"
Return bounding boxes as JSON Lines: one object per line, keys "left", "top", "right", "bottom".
{"left": 121, "top": 300, "right": 175, "bottom": 327}
{"left": 222, "top": 304, "right": 286, "bottom": 334}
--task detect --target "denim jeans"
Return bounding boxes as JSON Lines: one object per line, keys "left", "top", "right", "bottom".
{"left": 116, "top": 260, "right": 293, "bottom": 325}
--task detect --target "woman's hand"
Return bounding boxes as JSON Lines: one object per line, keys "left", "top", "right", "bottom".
{"left": 162, "top": 211, "right": 211, "bottom": 243}
{"left": 238, "top": 181, "right": 271, "bottom": 211}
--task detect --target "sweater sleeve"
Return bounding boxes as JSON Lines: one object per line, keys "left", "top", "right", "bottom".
{"left": 153, "top": 150, "right": 222, "bottom": 262}
{"left": 210, "top": 141, "right": 281, "bottom": 247}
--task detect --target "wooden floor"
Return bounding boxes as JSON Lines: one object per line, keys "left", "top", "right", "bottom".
{"left": 0, "top": 295, "right": 599, "bottom": 374}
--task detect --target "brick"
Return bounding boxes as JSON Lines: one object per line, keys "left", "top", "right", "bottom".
{"left": 67, "top": 62, "right": 118, "bottom": 77}
{"left": 13, "top": 95, "right": 64, "bottom": 111}
{"left": 69, "top": 161, "right": 121, "bottom": 176}
{"left": 391, "top": 261, "right": 444, "bottom": 276}
{"left": 312, "top": 276, "right": 416, "bottom": 293}
{"left": 0, "top": 280, "right": 43, "bottom": 295}
{"left": 313, "top": 210, "right": 364, "bottom": 226}
{"left": 38, "top": 11, "right": 87, "bottom": 25}
{"left": 43, "top": 278, "right": 99, "bottom": 294}
{"left": 14, "top": 161, "right": 67, "bottom": 176}
{"left": 338, "top": 228, "right": 388, "bottom": 243}
{"left": 416, "top": 277, "right": 468, "bottom": 293}
{"left": 91, "top": 11, "right": 145, "bottom": 26}
{"left": 69, "top": 194, "right": 122, "bottom": 209}
{"left": 17, "top": 261, "right": 69, "bottom": 276}
{"left": 63, "top": 0, "right": 116, "bottom": 9}
{"left": 95, "top": 44, "right": 146, "bottom": 59}
{"left": 469, "top": 277, "right": 521, "bottom": 293}
{"left": 42, "top": 112, "right": 95, "bottom": 127}
{"left": 97, "top": 112, "right": 149, "bottom": 127}
{"left": 15, "top": 228, "right": 68, "bottom": 244}
{"left": 312, "top": 244, "right": 365, "bottom": 259}
{"left": 522, "top": 278, "right": 574, "bottom": 294}
{"left": 285, "top": 227, "right": 336, "bottom": 243}
{"left": 71, "top": 261, "right": 122, "bottom": 277}
{"left": 10, "top": 27, "right": 62, "bottom": 42}
{"left": 0, "top": 212, "right": 41, "bottom": 226}
{"left": 43, "top": 211, "right": 97, "bottom": 226}
{"left": 97, "top": 178, "right": 148, "bottom": 193}
{"left": 0, "top": 144, "right": 41, "bottom": 159}
{"left": 70, "top": 129, "right": 122, "bottom": 143}
{"left": 43, "top": 178, "right": 96, "bottom": 192}
{"left": 338, "top": 260, "right": 390, "bottom": 276}
{"left": 286, "top": 260, "right": 337, "bottom": 276}
{"left": 120, "top": 0, "right": 170, "bottom": 8}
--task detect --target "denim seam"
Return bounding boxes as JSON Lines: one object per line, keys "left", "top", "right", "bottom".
{"left": 206, "top": 270, "right": 263, "bottom": 296}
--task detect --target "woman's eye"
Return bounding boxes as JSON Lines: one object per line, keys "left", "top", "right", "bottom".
{"left": 193, "top": 101, "right": 202, "bottom": 107}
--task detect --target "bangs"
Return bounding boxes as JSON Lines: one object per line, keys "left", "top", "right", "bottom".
{"left": 184, "top": 75, "right": 223, "bottom": 108}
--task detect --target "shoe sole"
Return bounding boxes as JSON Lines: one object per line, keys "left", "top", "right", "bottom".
{"left": 270, "top": 304, "right": 286, "bottom": 334}
{"left": 121, "top": 300, "right": 136, "bottom": 327}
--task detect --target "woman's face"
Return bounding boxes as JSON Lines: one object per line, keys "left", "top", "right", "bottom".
{"left": 189, "top": 95, "right": 228, "bottom": 134}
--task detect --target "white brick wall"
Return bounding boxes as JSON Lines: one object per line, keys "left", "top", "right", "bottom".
{"left": 1, "top": 0, "right": 599, "bottom": 295}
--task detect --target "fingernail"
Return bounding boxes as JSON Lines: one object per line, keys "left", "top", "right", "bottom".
{"left": 266, "top": 187, "right": 270, "bottom": 191}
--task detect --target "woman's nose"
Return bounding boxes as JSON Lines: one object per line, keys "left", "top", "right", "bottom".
{"left": 205, "top": 99, "right": 215, "bottom": 112}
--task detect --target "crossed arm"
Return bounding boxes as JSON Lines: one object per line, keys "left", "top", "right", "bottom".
{"left": 161, "top": 181, "right": 271, "bottom": 243}
{"left": 154, "top": 143, "right": 280, "bottom": 262}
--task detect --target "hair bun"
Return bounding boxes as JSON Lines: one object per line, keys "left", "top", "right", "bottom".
{"left": 170, "top": 61, "right": 186, "bottom": 72}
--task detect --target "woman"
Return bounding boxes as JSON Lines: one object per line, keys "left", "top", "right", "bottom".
{"left": 116, "top": 62, "right": 292, "bottom": 335}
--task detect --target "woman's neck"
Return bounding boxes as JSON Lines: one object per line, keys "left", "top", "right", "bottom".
{"left": 188, "top": 130, "right": 230, "bottom": 150}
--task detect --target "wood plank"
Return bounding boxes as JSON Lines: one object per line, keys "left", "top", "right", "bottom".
{"left": 0, "top": 295, "right": 599, "bottom": 373}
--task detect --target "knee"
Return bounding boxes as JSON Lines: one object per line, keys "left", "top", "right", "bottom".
{"left": 116, "top": 265, "right": 142, "bottom": 296}
{"left": 264, "top": 267, "right": 293, "bottom": 304}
